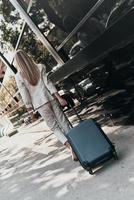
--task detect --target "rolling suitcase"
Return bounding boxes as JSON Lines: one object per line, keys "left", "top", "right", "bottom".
{"left": 67, "top": 119, "right": 117, "bottom": 174}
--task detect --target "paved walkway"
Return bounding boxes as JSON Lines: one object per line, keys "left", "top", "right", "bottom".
{"left": 0, "top": 118, "right": 134, "bottom": 200}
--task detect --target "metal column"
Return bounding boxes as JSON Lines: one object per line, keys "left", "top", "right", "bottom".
{"left": 0, "top": 52, "right": 17, "bottom": 74}
{"left": 13, "top": 0, "right": 33, "bottom": 54}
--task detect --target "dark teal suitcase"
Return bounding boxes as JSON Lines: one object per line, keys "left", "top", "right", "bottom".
{"left": 67, "top": 119, "right": 117, "bottom": 174}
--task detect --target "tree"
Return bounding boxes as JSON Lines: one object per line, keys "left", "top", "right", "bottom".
{"left": 0, "top": 0, "right": 57, "bottom": 67}
{"left": 0, "top": 0, "right": 58, "bottom": 112}
{"left": 0, "top": 20, "right": 20, "bottom": 50}
{"left": 0, "top": 0, "right": 116, "bottom": 68}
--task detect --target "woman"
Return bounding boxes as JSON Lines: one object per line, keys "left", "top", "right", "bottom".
{"left": 14, "top": 50, "right": 77, "bottom": 161}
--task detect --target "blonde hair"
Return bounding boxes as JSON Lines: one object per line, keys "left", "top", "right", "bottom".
{"left": 14, "top": 50, "right": 40, "bottom": 86}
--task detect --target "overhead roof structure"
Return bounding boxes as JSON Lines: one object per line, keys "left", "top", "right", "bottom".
{"left": 2, "top": 0, "right": 133, "bottom": 85}
{"left": 50, "top": 8, "right": 134, "bottom": 83}
{"left": 1, "top": 0, "right": 104, "bottom": 75}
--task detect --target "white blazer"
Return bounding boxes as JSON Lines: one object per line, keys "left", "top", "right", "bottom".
{"left": 15, "top": 64, "right": 57, "bottom": 110}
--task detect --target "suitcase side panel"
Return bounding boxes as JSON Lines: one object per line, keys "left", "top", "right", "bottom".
{"left": 67, "top": 119, "right": 115, "bottom": 170}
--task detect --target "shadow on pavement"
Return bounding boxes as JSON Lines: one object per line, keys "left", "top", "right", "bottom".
{"left": 0, "top": 124, "right": 134, "bottom": 200}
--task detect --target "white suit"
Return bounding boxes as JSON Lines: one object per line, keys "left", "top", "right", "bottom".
{"left": 15, "top": 64, "right": 70, "bottom": 144}
{"left": 15, "top": 64, "right": 57, "bottom": 109}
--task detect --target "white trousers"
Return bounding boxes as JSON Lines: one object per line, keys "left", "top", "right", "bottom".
{"left": 37, "top": 99, "right": 71, "bottom": 144}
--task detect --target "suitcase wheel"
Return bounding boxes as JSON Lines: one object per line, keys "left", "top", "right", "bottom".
{"left": 88, "top": 168, "right": 94, "bottom": 175}
{"left": 113, "top": 150, "right": 118, "bottom": 160}
{"left": 83, "top": 162, "right": 94, "bottom": 175}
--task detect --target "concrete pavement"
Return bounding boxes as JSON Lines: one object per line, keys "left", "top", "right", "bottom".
{"left": 0, "top": 119, "right": 134, "bottom": 200}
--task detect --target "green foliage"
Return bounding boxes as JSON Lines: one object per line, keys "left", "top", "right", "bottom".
{"left": 0, "top": 20, "right": 20, "bottom": 49}
{"left": 0, "top": 0, "right": 58, "bottom": 67}
{"left": 0, "top": 0, "right": 16, "bottom": 23}
{"left": 0, "top": 0, "right": 94, "bottom": 66}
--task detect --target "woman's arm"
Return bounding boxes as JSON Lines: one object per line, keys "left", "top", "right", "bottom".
{"left": 41, "top": 65, "right": 67, "bottom": 106}
{"left": 15, "top": 74, "right": 34, "bottom": 116}
{"left": 17, "top": 81, "right": 33, "bottom": 109}
{"left": 53, "top": 92, "right": 67, "bottom": 107}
